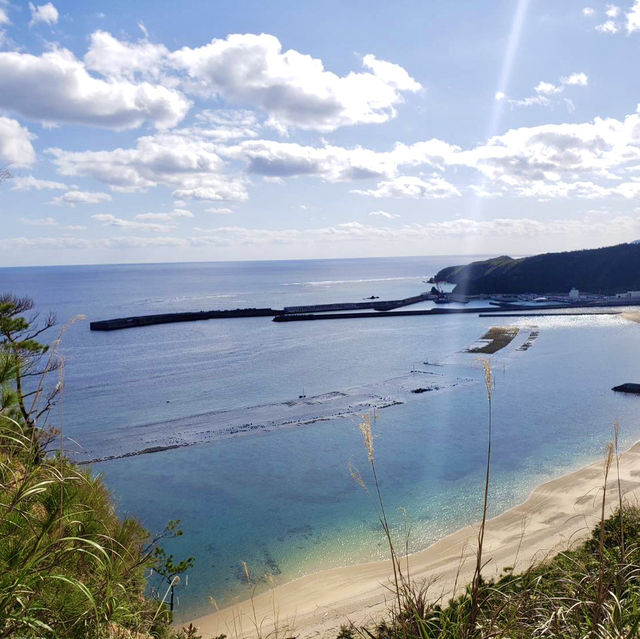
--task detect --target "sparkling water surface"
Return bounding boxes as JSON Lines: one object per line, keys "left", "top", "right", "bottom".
{"left": 2, "top": 256, "right": 639, "bottom": 621}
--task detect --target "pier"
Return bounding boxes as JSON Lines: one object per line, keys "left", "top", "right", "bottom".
{"left": 89, "top": 292, "right": 434, "bottom": 331}
{"left": 89, "top": 293, "right": 640, "bottom": 331}
{"left": 89, "top": 308, "right": 279, "bottom": 331}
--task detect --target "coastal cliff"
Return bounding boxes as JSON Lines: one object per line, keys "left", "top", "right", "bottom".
{"left": 435, "top": 242, "right": 640, "bottom": 295}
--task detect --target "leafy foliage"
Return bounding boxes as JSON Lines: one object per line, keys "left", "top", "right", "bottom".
{"left": 0, "top": 294, "right": 199, "bottom": 639}
{"left": 434, "top": 242, "right": 640, "bottom": 295}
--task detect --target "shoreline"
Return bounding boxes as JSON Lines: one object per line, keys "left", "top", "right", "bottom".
{"left": 187, "top": 439, "right": 640, "bottom": 639}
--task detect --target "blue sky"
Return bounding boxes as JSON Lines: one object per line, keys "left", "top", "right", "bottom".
{"left": 1, "top": 0, "right": 640, "bottom": 265}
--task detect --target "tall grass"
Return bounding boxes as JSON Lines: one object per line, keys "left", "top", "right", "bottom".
{"left": 349, "top": 360, "right": 640, "bottom": 639}
{"left": 0, "top": 295, "right": 199, "bottom": 639}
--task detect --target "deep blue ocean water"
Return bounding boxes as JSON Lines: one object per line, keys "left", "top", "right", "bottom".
{"left": 2, "top": 256, "right": 640, "bottom": 621}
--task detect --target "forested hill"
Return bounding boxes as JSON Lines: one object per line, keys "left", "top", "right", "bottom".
{"left": 434, "top": 243, "right": 640, "bottom": 295}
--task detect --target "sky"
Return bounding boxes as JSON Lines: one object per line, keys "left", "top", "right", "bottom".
{"left": 1, "top": 0, "right": 640, "bottom": 266}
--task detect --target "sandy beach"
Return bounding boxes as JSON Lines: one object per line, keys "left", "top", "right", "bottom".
{"left": 188, "top": 440, "right": 640, "bottom": 639}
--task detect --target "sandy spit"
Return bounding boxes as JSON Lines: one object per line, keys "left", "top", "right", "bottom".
{"left": 188, "top": 441, "right": 640, "bottom": 639}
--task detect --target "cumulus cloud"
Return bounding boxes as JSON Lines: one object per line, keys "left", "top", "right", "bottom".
{"left": 593, "top": 0, "right": 640, "bottom": 33}
{"left": 173, "top": 182, "right": 248, "bottom": 201}
{"left": 583, "top": 7, "right": 595, "bottom": 16}
{"left": 11, "top": 175, "right": 67, "bottom": 190}
{"left": 606, "top": 4, "right": 621, "bottom": 17}
{"left": 450, "top": 108, "right": 640, "bottom": 198}
{"left": 84, "top": 30, "right": 169, "bottom": 80}
{"left": 0, "top": 48, "right": 190, "bottom": 130}
{"left": 20, "top": 216, "right": 86, "bottom": 230}
{"left": 0, "top": 117, "right": 36, "bottom": 166}
{"left": 0, "top": 7, "right": 9, "bottom": 25}
{"left": 47, "top": 131, "right": 247, "bottom": 200}
{"left": 205, "top": 207, "right": 234, "bottom": 214}
{"left": 135, "top": 208, "right": 193, "bottom": 220}
{"left": 222, "top": 138, "right": 457, "bottom": 182}
{"left": 92, "top": 213, "right": 175, "bottom": 232}
{"left": 191, "top": 109, "right": 261, "bottom": 140}
{"left": 535, "top": 81, "right": 562, "bottom": 95}
{"left": 4, "top": 213, "right": 640, "bottom": 255}
{"left": 51, "top": 190, "right": 112, "bottom": 206}
{"left": 561, "top": 72, "right": 588, "bottom": 86}
{"left": 596, "top": 19, "right": 619, "bottom": 32}
{"left": 21, "top": 216, "right": 57, "bottom": 226}
{"left": 29, "top": 2, "right": 58, "bottom": 26}
{"left": 352, "top": 176, "right": 461, "bottom": 199}
{"left": 628, "top": 0, "right": 640, "bottom": 32}
{"left": 369, "top": 210, "right": 399, "bottom": 219}
{"left": 170, "top": 33, "right": 421, "bottom": 131}
{"left": 500, "top": 73, "right": 588, "bottom": 109}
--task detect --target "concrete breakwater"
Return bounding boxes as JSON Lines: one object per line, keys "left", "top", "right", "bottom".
{"left": 89, "top": 308, "right": 279, "bottom": 331}
{"left": 89, "top": 292, "right": 433, "bottom": 331}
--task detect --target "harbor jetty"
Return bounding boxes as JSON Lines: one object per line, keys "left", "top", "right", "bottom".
{"left": 89, "top": 292, "right": 433, "bottom": 331}
{"left": 89, "top": 308, "right": 279, "bottom": 331}
{"left": 90, "top": 290, "right": 640, "bottom": 331}
{"left": 612, "top": 383, "right": 640, "bottom": 395}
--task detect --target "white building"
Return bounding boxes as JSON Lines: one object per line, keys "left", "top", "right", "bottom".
{"left": 616, "top": 291, "right": 640, "bottom": 299}
{"left": 569, "top": 288, "right": 580, "bottom": 300}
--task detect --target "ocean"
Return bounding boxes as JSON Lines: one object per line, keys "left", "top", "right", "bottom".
{"left": 2, "top": 255, "right": 640, "bottom": 621}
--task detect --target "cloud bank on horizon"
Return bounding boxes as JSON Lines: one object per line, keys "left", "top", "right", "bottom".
{"left": 1, "top": 0, "right": 640, "bottom": 265}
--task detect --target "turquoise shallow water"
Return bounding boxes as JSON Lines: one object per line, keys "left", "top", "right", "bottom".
{"left": 1, "top": 257, "right": 639, "bottom": 621}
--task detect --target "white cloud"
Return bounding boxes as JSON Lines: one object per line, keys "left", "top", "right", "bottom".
{"left": 535, "top": 81, "right": 561, "bottom": 95}
{"left": 135, "top": 208, "right": 193, "bottom": 220}
{"left": 47, "top": 131, "right": 247, "bottom": 201}
{"left": 29, "top": 2, "right": 58, "bottom": 26}
{"left": 4, "top": 213, "right": 640, "bottom": 255}
{"left": 84, "top": 30, "right": 169, "bottom": 81}
{"left": 352, "top": 175, "right": 461, "bottom": 199}
{"left": 173, "top": 183, "right": 247, "bottom": 201}
{"left": 51, "top": 190, "right": 112, "bottom": 206}
{"left": 450, "top": 108, "right": 640, "bottom": 198}
{"left": 20, "top": 216, "right": 87, "bottom": 231}
{"left": 221, "top": 137, "right": 457, "bottom": 184}
{"left": 192, "top": 109, "right": 261, "bottom": 140}
{"left": 0, "top": 48, "right": 189, "bottom": 130}
{"left": 606, "top": 4, "right": 621, "bottom": 18}
{"left": 501, "top": 72, "right": 588, "bottom": 109}
{"left": 223, "top": 139, "right": 393, "bottom": 180}
{"left": 11, "top": 175, "right": 67, "bottom": 190}
{"left": 596, "top": 20, "right": 619, "bottom": 32}
{"left": 628, "top": 0, "right": 640, "bottom": 32}
{"left": 369, "top": 210, "right": 399, "bottom": 219}
{"left": 170, "top": 33, "right": 420, "bottom": 131}
{"left": 583, "top": 7, "right": 595, "bottom": 16}
{"left": 92, "top": 213, "right": 175, "bottom": 232}
{"left": 21, "top": 216, "right": 57, "bottom": 226}
{"left": 561, "top": 72, "right": 588, "bottom": 86}
{"left": 0, "top": 7, "right": 9, "bottom": 25}
{"left": 205, "top": 207, "right": 234, "bottom": 214}
{"left": 0, "top": 116, "right": 36, "bottom": 166}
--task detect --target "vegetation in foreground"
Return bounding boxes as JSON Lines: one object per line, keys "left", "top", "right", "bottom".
{"left": 3, "top": 284, "right": 639, "bottom": 639}
{"left": 345, "top": 369, "right": 640, "bottom": 639}
{"left": 0, "top": 294, "right": 200, "bottom": 639}
{"left": 337, "top": 505, "right": 640, "bottom": 639}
